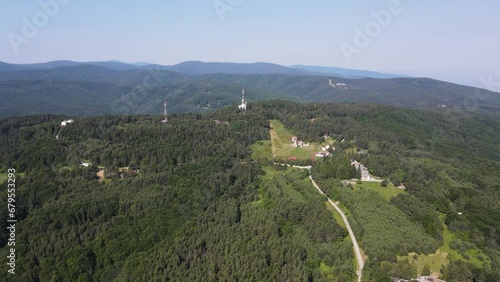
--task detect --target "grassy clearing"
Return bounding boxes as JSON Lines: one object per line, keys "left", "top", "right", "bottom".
{"left": 353, "top": 181, "right": 404, "bottom": 201}
{"left": 271, "top": 119, "right": 293, "bottom": 142}
{"left": 269, "top": 119, "right": 290, "bottom": 155}
{"left": 398, "top": 214, "right": 491, "bottom": 275}
{"left": 252, "top": 119, "right": 334, "bottom": 161}
{"left": 251, "top": 140, "right": 273, "bottom": 160}
{"left": 400, "top": 250, "right": 448, "bottom": 274}
{"left": 260, "top": 166, "right": 284, "bottom": 180}
{"left": 439, "top": 224, "right": 490, "bottom": 268}
{"left": 267, "top": 120, "right": 327, "bottom": 160}
{"left": 288, "top": 147, "right": 317, "bottom": 160}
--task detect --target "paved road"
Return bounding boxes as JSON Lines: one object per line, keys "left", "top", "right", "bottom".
{"left": 291, "top": 165, "right": 312, "bottom": 170}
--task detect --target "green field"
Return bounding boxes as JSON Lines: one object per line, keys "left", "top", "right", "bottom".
{"left": 400, "top": 250, "right": 448, "bottom": 275}
{"left": 353, "top": 181, "right": 404, "bottom": 201}
{"left": 251, "top": 140, "right": 273, "bottom": 160}
{"left": 252, "top": 120, "right": 329, "bottom": 161}
{"left": 270, "top": 119, "right": 293, "bottom": 146}
{"left": 398, "top": 215, "right": 491, "bottom": 275}
{"left": 439, "top": 223, "right": 490, "bottom": 268}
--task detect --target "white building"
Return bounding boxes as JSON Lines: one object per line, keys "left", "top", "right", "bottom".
{"left": 329, "top": 79, "right": 348, "bottom": 89}
{"left": 60, "top": 119, "right": 74, "bottom": 127}
{"left": 336, "top": 83, "right": 347, "bottom": 89}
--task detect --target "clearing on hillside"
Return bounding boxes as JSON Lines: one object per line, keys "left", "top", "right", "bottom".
{"left": 398, "top": 214, "right": 491, "bottom": 275}
{"left": 252, "top": 120, "right": 331, "bottom": 161}
{"left": 353, "top": 181, "right": 403, "bottom": 201}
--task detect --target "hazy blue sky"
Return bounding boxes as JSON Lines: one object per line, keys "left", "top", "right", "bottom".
{"left": 1, "top": 0, "right": 499, "bottom": 87}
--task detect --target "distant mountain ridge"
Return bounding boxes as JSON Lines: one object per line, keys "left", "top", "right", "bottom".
{"left": 165, "top": 61, "right": 314, "bottom": 76}
{"left": 289, "top": 65, "right": 410, "bottom": 79}
{"left": 0, "top": 63, "right": 499, "bottom": 119}
{"left": 0, "top": 60, "right": 408, "bottom": 78}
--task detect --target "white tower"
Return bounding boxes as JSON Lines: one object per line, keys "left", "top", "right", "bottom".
{"left": 238, "top": 89, "right": 247, "bottom": 111}
{"left": 161, "top": 101, "right": 168, "bottom": 123}
{"left": 329, "top": 79, "right": 335, "bottom": 88}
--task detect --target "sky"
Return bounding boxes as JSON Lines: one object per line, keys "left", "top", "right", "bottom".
{"left": 1, "top": 0, "right": 499, "bottom": 88}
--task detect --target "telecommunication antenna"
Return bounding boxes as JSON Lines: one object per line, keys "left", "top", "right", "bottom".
{"left": 161, "top": 101, "right": 168, "bottom": 123}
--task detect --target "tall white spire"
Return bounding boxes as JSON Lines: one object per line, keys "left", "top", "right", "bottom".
{"left": 238, "top": 89, "right": 247, "bottom": 111}
{"left": 161, "top": 101, "right": 168, "bottom": 123}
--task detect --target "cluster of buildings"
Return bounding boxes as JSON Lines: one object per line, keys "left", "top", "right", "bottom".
{"left": 291, "top": 136, "right": 310, "bottom": 148}
{"left": 290, "top": 136, "right": 334, "bottom": 158}
{"left": 329, "top": 79, "right": 348, "bottom": 89}
{"left": 351, "top": 160, "right": 371, "bottom": 180}
{"left": 315, "top": 144, "right": 332, "bottom": 157}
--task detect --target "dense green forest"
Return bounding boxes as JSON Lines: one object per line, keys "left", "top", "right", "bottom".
{"left": 1, "top": 101, "right": 499, "bottom": 281}
{"left": 269, "top": 102, "right": 500, "bottom": 281}
{"left": 2, "top": 64, "right": 500, "bottom": 119}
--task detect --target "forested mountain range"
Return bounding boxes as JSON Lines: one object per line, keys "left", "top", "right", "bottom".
{"left": 289, "top": 64, "right": 407, "bottom": 79}
{"left": 0, "top": 60, "right": 402, "bottom": 78}
{"left": 0, "top": 101, "right": 499, "bottom": 281}
{"left": 1, "top": 63, "right": 499, "bottom": 119}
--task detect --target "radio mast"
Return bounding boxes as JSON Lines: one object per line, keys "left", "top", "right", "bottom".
{"left": 161, "top": 101, "right": 168, "bottom": 123}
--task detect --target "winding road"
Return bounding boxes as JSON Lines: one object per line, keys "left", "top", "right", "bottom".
{"left": 292, "top": 165, "right": 364, "bottom": 282}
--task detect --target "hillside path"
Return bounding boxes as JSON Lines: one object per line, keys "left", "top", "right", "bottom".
{"left": 291, "top": 165, "right": 364, "bottom": 282}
